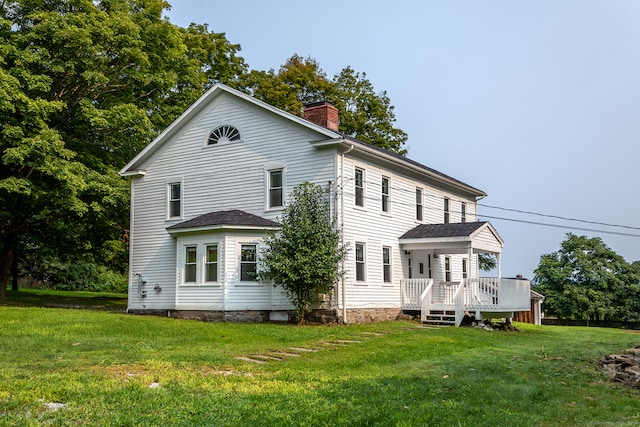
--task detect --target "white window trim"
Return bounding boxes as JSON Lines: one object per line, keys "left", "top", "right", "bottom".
{"left": 444, "top": 197, "right": 450, "bottom": 224}
{"left": 382, "top": 245, "right": 392, "bottom": 285}
{"left": 166, "top": 177, "right": 184, "bottom": 220}
{"left": 204, "top": 243, "right": 220, "bottom": 284}
{"left": 416, "top": 187, "right": 423, "bottom": 223}
{"left": 381, "top": 176, "right": 391, "bottom": 215}
{"left": 355, "top": 241, "right": 366, "bottom": 284}
{"left": 264, "top": 164, "right": 286, "bottom": 212}
{"left": 178, "top": 240, "right": 223, "bottom": 287}
{"left": 238, "top": 242, "right": 262, "bottom": 286}
{"left": 354, "top": 167, "right": 366, "bottom": 209}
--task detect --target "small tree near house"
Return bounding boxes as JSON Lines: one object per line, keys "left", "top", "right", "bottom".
{"left": 258, "top": 182, "right": 347, "bottom": 323}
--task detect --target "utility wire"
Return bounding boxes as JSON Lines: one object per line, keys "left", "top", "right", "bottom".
{"left": 479, "top": 203, "right": 640, "bottom": 231}
{"left": 478, "top": 214, "right": 640, "bottom": 238}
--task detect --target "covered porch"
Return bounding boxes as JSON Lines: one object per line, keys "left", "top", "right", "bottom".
{"left": 398, "top": 222, "right": 531, "bottom": 326}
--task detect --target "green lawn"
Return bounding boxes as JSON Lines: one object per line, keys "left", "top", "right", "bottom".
{"left": 0, "top": 299, "right": 639, "bottom": 426}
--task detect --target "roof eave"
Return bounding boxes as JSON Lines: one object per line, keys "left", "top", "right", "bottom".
{"left": 167, "top": 224, "right": 280, "bottom": 235}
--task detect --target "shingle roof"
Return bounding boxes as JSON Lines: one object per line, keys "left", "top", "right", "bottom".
{"left": 339, "top": 134, "right": 486, "bottom": 196}
{"left": 167, "top": 210, "right": 279, "bottom": 230}
{"left": 399, "top": 222, "right": 488, "bottom": 239}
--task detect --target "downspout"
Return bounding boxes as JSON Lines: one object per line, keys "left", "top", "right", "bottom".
{"left": 341, "top": 144, "right": 354, "bottom": 324}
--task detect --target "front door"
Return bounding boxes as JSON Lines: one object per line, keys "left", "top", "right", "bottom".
{"left": 412, "top": 250, "right": 432, "bottom": 279}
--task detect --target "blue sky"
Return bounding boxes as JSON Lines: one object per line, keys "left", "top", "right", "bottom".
{"left": 166, "top": 0, "right": 640, "bottom": 279}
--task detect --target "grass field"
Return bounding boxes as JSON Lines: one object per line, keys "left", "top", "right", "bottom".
{"left": 1, "top": 291, "right": 639, "bottom": 426}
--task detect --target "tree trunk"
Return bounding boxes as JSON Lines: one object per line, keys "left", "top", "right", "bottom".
{"left": 11, "top": 254, "right": 18, "bottom": 291}
{"left": 0, "top": 234, "right": 17, "bottom": 302}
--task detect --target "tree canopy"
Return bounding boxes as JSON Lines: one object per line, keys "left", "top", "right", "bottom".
{"left": 241, "top": 54, "right": 408, "bottom": 154}
{"left": 0, "top": 0, "right": 246, "bottom": 298}
{"left": 0, "top": 1, "right": 406, "bottom": 299}
{"left": 534, "top": 234, "right": 640, "bottom": 321}
{"left": 258, "top": 182, "right": 347, "bottom": 322}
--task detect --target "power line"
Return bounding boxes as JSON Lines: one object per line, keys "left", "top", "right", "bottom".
{"left": 479, "top": 203, "right": 640, "bottom": 231}
{"left": 478, "top": 214, "right": 640, "bottom": 238}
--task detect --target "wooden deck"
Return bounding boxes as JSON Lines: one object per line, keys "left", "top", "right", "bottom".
{"left": 401, "top": 277, "right": 531, "bottom": 326}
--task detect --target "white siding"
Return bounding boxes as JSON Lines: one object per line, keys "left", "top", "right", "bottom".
{"left": 128, "top": 92, "right": 335, "bottom": 312}
{"left": 338, "top": 153, "right": 479, "bottom": 309}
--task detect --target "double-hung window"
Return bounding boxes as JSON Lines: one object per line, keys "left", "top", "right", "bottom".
{"left": 355, "top": 242, "right": 365, "bottom": 282}
{"left": 268, "top": 169, "right": 283, "bottom": 209}
{"left": 205, "top": 245, "right": 218, "bottom": 282}
{"left": 461, "top": 202, "right": 467, "bottom": 223}
{"left": 381, "top": 177, "right": 390, "bottom": 213}
{"left": 462, "top": 258, "right": 468, "bottom": 279}
{"left": 184, "top": 246, "right": 197, "bottom": 283}
{"left": 240, "top": 244, "right": 257, "bottom": 282}
{"left": 444, "top": 198, "right": 450, "bottom": 224}
{"left": 355, "top": 168, "right": 364, "bottom": 207}
{"left": 382, "top": 246, "right": 391, "bottom": 283}
{"left": 416, "top": 188, "right": 423, "bottom": 221}
{"left": 169, "top": 183, "right": 181, "bottom": 218}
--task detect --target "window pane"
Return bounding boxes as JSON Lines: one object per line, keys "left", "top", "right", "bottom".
{"left": 382, "top": 247, "right": 391, "bottom": 283}
{"left": 185, "top": 246, "right": 196, "bottom": 283}
{"left": 270, "top": 188, "right": 282, "bottom": 208}
{"left": 382, "top": 178, "right": 389, "bottom": 212}
{"left": 206, "top": 245, "right": 217, "bottom": 282}
{"left": 169, "top": 183, "right": 181, "bottom": 218}
{"left": 269, "top": 170, "right": 283, "bottom": 208}
{"left": 241, "top": 245, "right": 257, "bottom": 281}
{"left": 355, "top": 169, "right": 364, "bottom": 207}
{"left": 416, "top": 189, "right": 423, "bottom": 221}
{"left": 355, "top": 243, "right": 365, "bottom": 281}
{"left": 444, "top": 198, "right": 450, "bottom": 223}
{"left": 241, "top": 263, "right": 256, "bottom": 281}
{"left": 461, "top": 202, "right": 466, "bottom": 223}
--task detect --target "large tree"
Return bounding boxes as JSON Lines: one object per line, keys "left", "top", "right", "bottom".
{"left": 241, "top": 54, "right": 408, "bottom": 154}
{"left": 0, "top": 0, "right": 246, "bottom": 298}
{"left": 258, "top": 182, "right": 347, "bottom": 323}
{"left": 534, "top": 233, "right": 640, "bottom": 321}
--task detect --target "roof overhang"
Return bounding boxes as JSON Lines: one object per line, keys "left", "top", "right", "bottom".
{"left": 167, "top": 224, "right": 280, "bottom": 236}
{"left": 399, "top": 222, "right": 503, "bottom": 254}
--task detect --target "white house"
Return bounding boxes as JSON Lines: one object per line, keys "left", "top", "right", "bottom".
{"left": 119, "top": 83, "right": 530, "bottom": 325}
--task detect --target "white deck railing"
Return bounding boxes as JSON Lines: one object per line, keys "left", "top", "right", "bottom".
{"left": 401, "top": 277, "right": 531, "bottom": 324}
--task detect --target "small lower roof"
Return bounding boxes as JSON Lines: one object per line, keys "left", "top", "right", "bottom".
{"left": 399, "top": 222, "right": 488, "bottom": 239}
{"left": 167, "top": 210, "right": 279, "bottom": 233}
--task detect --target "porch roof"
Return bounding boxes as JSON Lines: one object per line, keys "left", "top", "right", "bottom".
{"left": 167, "top": 210, "right": 279, "bottom": 235}
{"left": 398, "top": 221, "right": 504, "bottom": 254}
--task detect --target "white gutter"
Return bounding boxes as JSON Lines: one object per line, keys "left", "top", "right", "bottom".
{"left": 340, "top": 144, "right": 354, "bottom": 324}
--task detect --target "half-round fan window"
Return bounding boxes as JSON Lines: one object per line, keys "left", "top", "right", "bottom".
{"left": 208, "top": 125, "right": 241, "bottom": 145}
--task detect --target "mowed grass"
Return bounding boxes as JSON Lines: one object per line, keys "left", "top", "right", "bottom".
{"left": 0, "top": 303, "right": 639, "bottom": 425}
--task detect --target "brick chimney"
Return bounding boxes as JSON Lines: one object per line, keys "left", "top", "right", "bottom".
{"left": 303, "top": 101, "right": 339, "bottom": 132}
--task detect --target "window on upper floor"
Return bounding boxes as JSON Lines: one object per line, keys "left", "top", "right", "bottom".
{"left": 382, "top": 246, "right": 391, "bottom": 283}
{"left": 461, "top": 202, "right": 467, "bottom": 223}
{"left": 416, "top": 188, "right": 423, "bottom": 221}
{"left": 268, "top": 169, "right": 283, "bottom": 209}
{"left": 355, "top": 242, "right": 365, "bottom": 282}
{"left": 355, "top": 168, "right": 364, "bottom": 207}
{"left": 208, "top": 125, "right": 240, "bottom": 145}
{"left": 168, "top": 182, "right": 181, "bottom": 219}
{"left": 381, "top": 177, "right": 390, "bottom": 213}
{"left": 444, "top": 198, "right": 450, "bottom": 224}
{"left": 240, "top": 244, "right": 257, "bottom": 282}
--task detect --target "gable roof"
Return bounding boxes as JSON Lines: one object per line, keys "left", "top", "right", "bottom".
{"left": 399, "top": 221, "right": 504, "bottom": 254}
{"left": 118, "top": 83, "right": 486, "bottom": 197}
{"left": 166, "top": 210, "right": 279, "bottom": 235}
{"left": 119, "top": 83, "right": 340, "bottom": 176}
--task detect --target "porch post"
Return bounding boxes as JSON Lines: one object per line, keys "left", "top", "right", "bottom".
{"left": 496, "top": 253, "right": 502, "bottom": 278}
